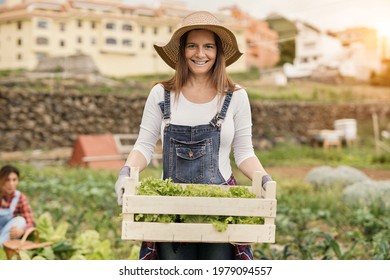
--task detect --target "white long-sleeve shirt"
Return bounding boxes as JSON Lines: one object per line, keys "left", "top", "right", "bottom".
{"left": 133, "top": 84, "right": 256, "bottom": 180}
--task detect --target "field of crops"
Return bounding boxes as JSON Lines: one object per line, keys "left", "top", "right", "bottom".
{"left": 1, "top": 142, "right": 389, "bottom": 260}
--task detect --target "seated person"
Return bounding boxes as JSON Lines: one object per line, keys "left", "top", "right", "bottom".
{"left": 0, "top": 165, "right": 35, "bottom": 247}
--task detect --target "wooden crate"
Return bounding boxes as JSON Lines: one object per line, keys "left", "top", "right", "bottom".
{"left": 121, "top": 168, "right": 277, "bottom": 243}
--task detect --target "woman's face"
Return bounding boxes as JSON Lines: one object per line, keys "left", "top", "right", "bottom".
{"left": 1, "top": 172, "right": 19, "bottom": 196}
{"left": 185, "top": 29, "right": 217, "bottom": 76}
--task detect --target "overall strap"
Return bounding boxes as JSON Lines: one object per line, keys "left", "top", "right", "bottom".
{"left": 158, "top": 89, "right": 171, "bottom": 126}
{"left": 210, "top": 92, "right": 233, "bottom": 127}
{"left": 9, "top": 190, "right": 21, "bottom": 213}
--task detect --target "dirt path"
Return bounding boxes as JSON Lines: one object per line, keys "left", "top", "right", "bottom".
{"left": 267, "top": 166, "right": 390, "bottom": 181}
{"left": 2, "top": 149, "right": 390, "bottom": 181}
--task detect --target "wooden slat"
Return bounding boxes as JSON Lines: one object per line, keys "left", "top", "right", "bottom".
{"left": 121, "top": 167, "right": 140, "bottom": 223}
{"left": 123, "top": 195, "right": 276, "bottom": 217}
{"left": 122, "top": 222, "right": 275, "bottom": 243}
{"left": 82, "top": 154, "right": 124, "bottom": 162}
{"left": 263, "top": 181, "right": 277, "bottom": 225}
{"left": 252, "top": 171, "right": 266, "bottom": 198}
{"left": 180, "top": 184, "right": 255, "bottom": 194}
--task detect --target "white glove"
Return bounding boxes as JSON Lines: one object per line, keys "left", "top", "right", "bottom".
{"left": 115, "top": 166, "right": 130, "bottom": 206}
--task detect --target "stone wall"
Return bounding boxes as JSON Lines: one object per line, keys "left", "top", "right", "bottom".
{"left": 1, "top": 88, "right": 390, "bottom": 151}
{"left": 250, "top": 101, "right": 390, "bottom": 141}
{"left": 0, "top": 89, "right": 145, "bottom": 151}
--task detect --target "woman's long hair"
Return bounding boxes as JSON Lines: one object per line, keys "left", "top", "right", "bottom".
{"left": 158, "top": 30, "right": 238, "bottom": 96}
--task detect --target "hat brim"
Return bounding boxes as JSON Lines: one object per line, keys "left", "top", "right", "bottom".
{"left": 154, "top": 24, "right": 243, "bottom": 69}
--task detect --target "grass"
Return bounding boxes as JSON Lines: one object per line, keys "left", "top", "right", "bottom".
{"left": 2, "top": 69, "right": 390, "bottom": 103}
{"left": 242, "top": 80, "right": 390, "bottom": 103}
{"left": 257, "top": 142, "right": 390, "bottom": 170}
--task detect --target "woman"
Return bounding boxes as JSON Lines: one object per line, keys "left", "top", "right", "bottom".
{"left": 115, "top": 11, "right": 272, "bottom": 260}
{"left": 0, "top": 165, "right": 35, "bottom": 247}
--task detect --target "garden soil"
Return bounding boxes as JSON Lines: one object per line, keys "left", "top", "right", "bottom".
{"left": 267, "top": 166, "right": 390, "bottom": 181}
{"left": 1, "top": 148, "right": 390, "bottom": 180}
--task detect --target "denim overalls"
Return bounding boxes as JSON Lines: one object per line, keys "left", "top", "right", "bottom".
{"left": 0, "top": 191, "right": 24, "bottom": 246}
{"left": 161, "top": 89, "right": 231, "bottom": 184}
{"left": 143, "top": 89, "right": 253, "bottom": 259}
{"left": 0, "top": 191, "right": 21, "bottom": 229}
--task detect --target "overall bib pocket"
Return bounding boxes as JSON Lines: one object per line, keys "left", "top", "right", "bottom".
{"left": 169, "top": 138, "right": 213, "bottom": 183}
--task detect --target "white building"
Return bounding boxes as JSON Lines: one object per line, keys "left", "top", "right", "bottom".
{"left": 284, "top": 21, "right": 381, "bottom": 81}
{"left": 336, "top": 27, "right": 381, "bottom": 81}
{"left": 283, "top": 21, "right": 343, "bottom": 79}
{"left": 0, "top": 0, "right": 247, "bottom": 77}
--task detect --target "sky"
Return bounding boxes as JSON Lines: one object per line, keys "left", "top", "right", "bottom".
{"left": 129, "top": 0, "right": 390, "bottom": 38}
{"left": 1, "top": 0, "right": 389, "bottom": 37}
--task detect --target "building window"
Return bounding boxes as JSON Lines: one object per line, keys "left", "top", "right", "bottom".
{"left": 168, "top": 26, "right": 173, "bottom": 33}
{"left": 59, "top": 23, "right": 65, "bottom": 31}
{"left": 122, "top": 39, "right": 132, "bottom": 46}
{"left": 37, "top": 20, "right": 48, "bottom": 29}
{"left": 304, "top": 42, "right": 315, "bottom": 48}
{"left": 78, "top": 20, "right": 82, "bottom": 28}
{"left": 36, "top": 53, "right": 46, "bottom": 61}
{"left": 36, "top": 37, "right": 49, "bottom": 45}
{"left": 123, "top": 24, "right": 132, "bottom": 31}
{"left": 140, "top": 26, "right": 145, "bottom": 33}
{"left": 153, "top": 27, "right": 158, "bottom": 35}
{"left": 17, "top": 53, "right": 22, "bottom": 60}
{"left": 301, "top": 57, "right": 309, "bottom": 63}
{"left": 77, "top": 37, "right": 82, "bottom": 44}
{"left": 60, "top": 40, "right": 65, "bottom": 47}
{"left": 106, "top": 38, "right": 117, "bottom": 45}
{"left": 91, "top": 21, "right": 96, "bottom": 29}
{"left": 91, "top": 37, "right": 96, "bottom": 45}
{"left": 106, "top": 23, "right": 115, "bottom": 30}
{"left": 17, "top": 21, "right": 22, "bottom": 30}
{"left": 140, "top": 41, "right": 145, "bottom": 49}
{"left": 17, "top": 38, "right": 22, "bottom": 46}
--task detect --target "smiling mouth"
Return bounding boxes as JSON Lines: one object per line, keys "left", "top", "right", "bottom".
{"left": 192, "top": 60, "right": 208, "bottom": 65}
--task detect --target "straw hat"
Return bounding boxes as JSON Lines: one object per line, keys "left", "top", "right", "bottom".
{"left": 154, "top": 11, "right": 243, "bottom": 69}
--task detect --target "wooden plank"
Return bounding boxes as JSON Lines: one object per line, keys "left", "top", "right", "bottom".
{"left": 82, "top": 154, "right": 124, "bottom": 162}
{"left": 113, "top": 134, "right": 138, "bottom": 154}
{"left": 263, "top": 181, "right": 277, "bottom": 225}
{"left": 252, "top": 171, "right": 265, "bottom": 198}
{"left": 123, "top": 195, "right": 276, "bottom": 217}
{"left": 122, "top": 222, "right": 275, "bottom": 243}
{"left": 122, "top": 167, "right": 139, "bottom": 222}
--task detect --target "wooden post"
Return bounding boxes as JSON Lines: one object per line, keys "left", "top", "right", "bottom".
{"left": 372, "top": 113, "right": 381, "bottom": 157}
{"left": 252, "top": 171, "right": 266, "bottom": 199}
{"left": 122, "top": 167, "right": 139, "bottom": 239}
{"left": 252, "top": 171, "right": 277, "bottom": 242}
{"left": 252, "top": 172, "right": 277, "bottom": 222}
{"left": 263, "top": 181, "right": 276, "bottom": 224}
